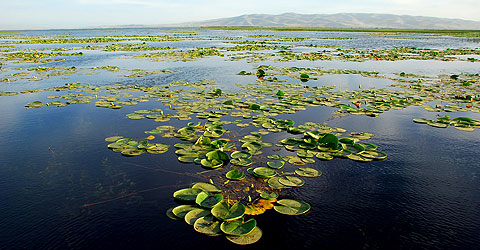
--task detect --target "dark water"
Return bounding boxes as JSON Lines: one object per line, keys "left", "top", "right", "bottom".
{"left": 0, "top": 29, "right": 479, "bottom": 249}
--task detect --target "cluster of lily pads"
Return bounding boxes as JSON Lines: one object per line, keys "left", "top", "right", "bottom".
{"left": 15, "top": 69, "right": 479, "bottom": 128}
{"left": 413, "top": 116, "right": 480, "bottom": 131}
{"left": 167, "top": 181, "right": 311, "bottom": 245}
{"left": 105, "top": 136, "right": 170, "bottom": 156}
{"left": 3, "top": 31, "right": 480, "bottom": 67}
{"left": 2, "top": 51, "right": 83, "bottom": 63}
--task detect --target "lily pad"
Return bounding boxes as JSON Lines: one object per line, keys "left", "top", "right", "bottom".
{"left": 260, "top": 191, "right": 278, "bottom": 200}
{"left": 185, "top": 208, "right": 211, "bottom": 225}
{"left": 360, "top": 150, "right": 387, "bottom": 160}
{"left": 267, "top": 154, "right": 281, "bottom": 160}
{"left": 193, "top": 215, "right": 222, "bottom": 236}
{"left": 267, "top": 177, "right": 290, "bottom": 189}
{"left": 200, "top": 158, "right": 224, "bottom": 169}
{"left": 206, "top": 150, "right": 230, "bottom": 162}
{"left": 295, "top": 167, "right": 322, "bottom": 177}
{"left": 413, "top": 118, "right": 430, "bottom": 124}
{"left": 172, "top": 205, "right": 197, "bottom": 219}
{"left": 220, "top": 218, "right": 257, "bottom": 236}
{"left": 230, "top": 158, "right": 253, "bottom": 167}
{"left": 105, "top": 136, "right": 123, "bottom": 142}
{"left": 226, "top": 169, "right": 246, "bottom": 180}
{"left": 225, "top": 226, "right": 262, "bottom": 245}
{"left": 178, "top": 156, "right": 197, "bottom": 163}
{"left": 211, "top": 202, "right": 246, "bottom": 221}
{"left": 120, "top": 148, "right": 146, "bottom": 156}
{"left": 358, "top": 143, "right": 377, "bottom": 151}
{"left": 278, "top": 176, "right": 305, "bottom": 187}
{"left": 427, "top": 121, "right": 449, "bottom": 128}
{"left": 173, "top": 188, "right": 203, "bottom": 201}
{"left": 166, "top": 207, "right": 181, "bottom": 220}
{"left": 274, "top": 199, "right": 311, "bottom": 215}
{"left": 316, "top": 152, "right": 334, "bottom": 160}
{"left": 347, "top": 154, "right": 373, "bottom": 162}
{"left": 267, "top": 161, "right": 285, "bottom": 169}
{"left": 242, "top": 141, "right": 263, "bottom": 152}
{"left": 253, "top": 167, "right": 277, "bottom": 178}
{"left": 196, "top": 191, "right": 224, "bottom": 208}
{"left": 319, "top": 133, "right": 339, "bottom": 149}
{"left": 191, "top": 182, "right": 222, "bottom": 193}
{"left": 231, "top": 151, "right": 252, "bottom": 159}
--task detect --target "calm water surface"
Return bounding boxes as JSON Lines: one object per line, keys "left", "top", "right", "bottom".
{"left": 0, "top": 29, "right": 479, "bottom": 249}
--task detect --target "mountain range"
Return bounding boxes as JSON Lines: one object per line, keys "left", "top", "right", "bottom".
{"left": 165, "top": 13, "right": 480, "bottom": 30}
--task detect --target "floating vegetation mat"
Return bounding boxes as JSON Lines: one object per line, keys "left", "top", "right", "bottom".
{"left": 7, "top": 69, "right": 480, "bottom": 244}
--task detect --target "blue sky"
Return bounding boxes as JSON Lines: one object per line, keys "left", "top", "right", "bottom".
{"left": 1, "top": 0, "right": 479, "bottom": 30}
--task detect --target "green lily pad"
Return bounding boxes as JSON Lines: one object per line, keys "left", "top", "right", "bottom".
{"left": 185, "top": 208, "right": 211, "bottom": 225}
{"left": 316, "top": 152, "right": 334, "bottom": 160}
{"left": 211, "top": 202, "right": 246, "bottom": 221}
{"left": 345, "top": 144, "right": 365, "bottom": 154}
{"left": 347, "top": 154, "right": 373, "bottom": 162}
{"left": 260, "top": 191, "right": 278, "bottom": 200}
{"left": 230, "top": 158, "right": 253, "bottom": 167}
{"left": 350, "top": 132, "right": 374, "bottom": 140}
{"left": 226, "top": 226, "right": 263, "bottom": 245}
{"left": 278, "top": 176, "right": 305, "bottom": 187}
{"left": 191, "top": 182, "right": 222, "bottom": 193}
{"left": 267, "top": 161, "right": 285, "bottom": 169}
{"left": 166, "top": 207, "right": 181, "bottom": 220}
{"left": 147, "top": 143, "right": 169, "bottom": 153}
{"left": 427, "top": 121, "right": 449, "bottom": 128}
{"left": 105, "top": 136, "right": 123, "bottom": 142}
{"left": 206, "top": 150, "right": 230, "bottom": 162}
{"left": 274, "top": 199, "right": 311, "bottom": 215}
{"left": 454, "top": 125, "right": 475, "bottom": 131}
{"left": 221, "top": 218, "right": 257, "bottom": 236}
{"left": 200, "top": 158, "right": 224, "bottom": 169}
{"left": 267, "top": 154, "right": 281, "bottom": 160}
{"left": 172, "top": 205, "right": 197, "bottom": 219}
{"left": 413, "top": 118, "right": 430, "bottom": 124}
{"left": 194, "top": 215, "right": 222, "bottom": 236}
{"left": 301, "top": 158, "right": 316, "bottom": 164}
{"left": 126, "top": 113, "right": 145, "bottom": 120}
{"left": 134, "top": 109, "right": 151, "bottom": 114}
{"left": 175, "top": 149, "right": 198, "bottom": 156}
{"left": 339, "top": 137, "right": 356, "bottom": 145}
{"left": 231, "top": 151, "right": 252, "bottom": 159}
{"left": 196, "top": 191, "right": 224, "bottom": 208}
{"left": 173, "top": 188, "right": 202, "bottom": 201}
{"left": 267, "top": 177, "right": 290, "bottom": 189}
{"left": 360, "top": 150, "right": 387, "bottom": 160}
{"left": 297, "top": 151, "right": 315, "bottom": 158}
{"left": 319, "top": 133, "right": 339, "bottom": 149}
{"left": 286, "top": 156, "right": 307, "bottom": 165}
{"left": 226, "top": 169, "right": 246, "bottom": 180}
{"left": 178, "top": 156, "right": 197, "bottom": 163}
{"left": 120, "top": 148, "right": 146, "bottom": 156}
{"left": 295, "top": 167, "right": 322, "bottom": 177}
{"left": 242, "top": 141, "right": 263, "bottom": 152}
{"left": 253, "top": 167, "right": 276, "bottom": 178}
{"left": 358, "top": 143, "right": 377, "bottom": 151}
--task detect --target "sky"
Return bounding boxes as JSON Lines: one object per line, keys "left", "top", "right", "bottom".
{"left": 1, "top": 0, "right": 479, "bottom": 30}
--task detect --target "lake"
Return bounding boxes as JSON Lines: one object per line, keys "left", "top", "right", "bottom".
{"left": 0, "top": 28, "right": 479, "bottom": 249}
